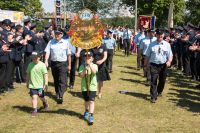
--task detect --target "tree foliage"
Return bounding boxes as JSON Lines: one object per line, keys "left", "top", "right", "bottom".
{"left": 185, "top": 0, "right": 200, "bottom": 25}
{"left": 66, "top": 0, "right": 114, "bottom": 16}
{"left": 101, "top": 17, "right": 135, "bottom": 28}
{"left": 121, "top": 0, "right": 186, "bottom": 27}
{"left": 0, "top": 0, "right": 44, "bottom": 19}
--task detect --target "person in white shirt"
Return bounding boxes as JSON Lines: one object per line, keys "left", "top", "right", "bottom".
{"left": 134, "top": 28, "right": 146, "bottom": 69}
{"left": 44, "top": 29, "right": 71, "bottom": 104}
{"left": 123, "top": 25, "right": 132, "bottom": 56}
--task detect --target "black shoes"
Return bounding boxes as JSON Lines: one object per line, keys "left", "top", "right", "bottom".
{"left": 150, "top": 98, "right": 156, "bottom": 103}
{"left": 145, "top": 81, "right": 150, "bottom": 86}
{"left": 157, "top": 93, "right": 162, "bottom": 97}
{"left": 0, "top": 88, "right": 5, "bottom": 94}
{"left": 57, "top": 98, "right": 63, "bottom": 104}
{"left": 4, "top": 87, "right": 13, "bottom": 92}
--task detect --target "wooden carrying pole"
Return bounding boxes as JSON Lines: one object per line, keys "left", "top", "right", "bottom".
{"left": 85, "top": 50, "right": 90, "bottom": 95}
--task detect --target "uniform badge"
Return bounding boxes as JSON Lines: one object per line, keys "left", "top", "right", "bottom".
{"left": 99, "top": 48, "right": 103, "bottom": 53}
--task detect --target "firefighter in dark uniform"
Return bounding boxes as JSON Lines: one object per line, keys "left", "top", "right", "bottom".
{"left": 144, "top": 29, "right": 173, "bottom": 103}
{"left": 189, "top": 26, "right": 200, "bottom": 88}
{"left": 0, "top": 41, "right": 11, "bottom": 93}
{"left": 0, "top": 19, "right": 13, "bottom": 92}
{"left": 35, "top": 30, "right": 46, "bottom": 54}
{"left": 15, "top": 24, "right": 30, "bottom": 83}
{"left": 189, "top": 26, "right": 200, "bottom": 81}
{"left": 6, "top": 33, "right": 16, "bottom": 90}
{"left": 43, "top": 24, "right": 53, "bottom": 66}
{"left": 43, "top": 23, "right": 53, "bottom": 44}
{"left": 180, "top": 28, "right": 191, "bottom": 76}
{"left": 22, "top": 18, "right": 33, "bottom": 81}
{"left": 0, "top": 19, "right": 14, "bottom": 91}
{"left": 174, "top": 27, "right": 183, "bottom": 70}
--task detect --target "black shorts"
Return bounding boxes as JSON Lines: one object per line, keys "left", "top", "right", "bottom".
{"left": 29, "top": 88, "right": 45, "bottom": 98}
{"left": 82, "top": 91, "right": 96, "bottom": 101}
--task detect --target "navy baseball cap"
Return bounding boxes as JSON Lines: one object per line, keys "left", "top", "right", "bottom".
{"left": 55, "top": 28, "right": 64, "bottom": 35}
{"left": 30, "top": 23, "right": 36, "bottom": 30}
{"left": 84, "top": 51, "right": 94, "bottom": 57}
{"left": 24, "top": 18, "right": 31, "bottom": 23}
{"left": 44, "top": 23, "right": 52, "bottom": 29}
{"left": 31, "top": 51, "right": 42, "bottom": 58}
{"left": 155, "top": 29, "right": 164, "bottom": 35}
{"left": 2, "top": 19, "right": 12, "bottom": 25}
{"left": 107, "top": 30, "right": 113, "bottom": 34}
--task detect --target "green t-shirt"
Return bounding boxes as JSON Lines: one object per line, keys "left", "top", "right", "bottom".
{"left": 78, "top": 63, "right": 98, "bottom": 92}
{"left": 26, "top": 61, "right": 48, "bottom": 89}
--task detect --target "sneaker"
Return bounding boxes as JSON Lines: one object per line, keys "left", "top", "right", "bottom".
{"left": 88, "top": 115, "right": 94, "bottom": 125}
{"left": 98, "top": 93, "right": 102, "bottom": 99}
{"left": 57, "top": 98, "right": 63, "bottom": 104}
{"left": 31, "top": 111, "right": 37, "bottom": 117}
{"left": 83, "top": 111, "right": 89, "bottom": 120}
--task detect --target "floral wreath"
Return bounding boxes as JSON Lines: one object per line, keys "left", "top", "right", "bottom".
{"left": 68, "top": 9, "right": 104, "bottom": 50}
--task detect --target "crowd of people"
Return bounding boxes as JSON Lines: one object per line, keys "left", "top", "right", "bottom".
{"left": 107, "top": 24, "right": 200, "bottom": 102}
{"left": 0, "top": 17, "right": 200, "bottom": 124}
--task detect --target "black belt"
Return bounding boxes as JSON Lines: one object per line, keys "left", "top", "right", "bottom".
{"left": 150, "top": 63, "right": 166, "bottom": 66}
{"left": 51, "top": 61, "right": 66, "bottom": 63}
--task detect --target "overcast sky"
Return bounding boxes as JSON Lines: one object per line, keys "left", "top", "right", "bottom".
{"left": 40, "top": 0, "right": 54, "bottom": 13}
{"left": 40, "top": 0, "right": 133, "bottom": 17}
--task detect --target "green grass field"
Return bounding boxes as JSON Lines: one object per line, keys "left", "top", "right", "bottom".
{"left": 0, "top": 51, "right": 199, "bottom": 133}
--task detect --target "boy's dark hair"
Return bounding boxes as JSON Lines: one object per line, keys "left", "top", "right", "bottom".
{"left": 15, "top": 25, "right": 23, "bottom": 32}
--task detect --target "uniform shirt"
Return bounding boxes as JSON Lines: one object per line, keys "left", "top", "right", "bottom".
{"left": 103, "top": 37, "right": 116, "bottom": 50}
{"left": 113, "top": 29, "right": 118, "bottom": 35}
{"left": 43, "top": 30, "right": 52, "bottom": 44}
{"left": 145, "top": 40, "right": 173, "bottom": 64}
{"left": 26, "top": 61, "right": 47, "bottom": 89}
{"left": 134, "top": 33, "right": 146, "bottom": 46}
{"left": 64, "top": 38, "right": 76, "bottom": 55}
{"left": 0, "top": 28, "right": 9, "bottom": 42}
{"left": 78, "top": 63, "right": 98, "bottom": 91}
{"left": 0, "top": 42, "right": 9, "bottom": 63}
{"left": 45, "top": 38, "right": 71, "bottom": 62}
{"left": 23, "top": 27, "right": 34, "bottom": 53}
{"left": 118, "top": 31, "right": 123, "bottom": 38}
{"left": 69, "top": 43, "right": 76, "bottom": 55}
{"left": 35, "top": 37, "right": 46, "bottom": 52}
{"left": 93, "top": 44, "right": 107, "bottom": 67}
{"left": 123, "top": 29, "right": 132, "bottom": 39}
{"left": 140, "top": 36, "right": 157, "bottom": 55}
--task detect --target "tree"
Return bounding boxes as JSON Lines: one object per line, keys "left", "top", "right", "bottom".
{"left": 101, "top": 17, "right": 135, "bottom": 28}
{"left": 0, "top": 0, "right": 44, "bottom": 19}
{"left": 121, "top": 0, "right": 186, "bottom": 27}
{"left": 0, "top": 0, "right": 24, "bottom": 11}
{"left": 66, "top": 0, "right": 115, "bottom": 16}
{"left": 185, "top": 0, "right": 200, "bottom": 25}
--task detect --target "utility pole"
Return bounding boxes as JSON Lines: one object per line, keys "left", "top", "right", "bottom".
{"left": 81, "top": 0, "right": 85, "bottom": 7}
{"left": 134, "top": 0, "right": 137, "bottom": 33}
{"left": 63, "top": 0, "right": 67, "bottom": 27}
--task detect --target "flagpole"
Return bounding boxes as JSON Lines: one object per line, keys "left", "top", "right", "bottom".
{"left": 135, "top": 0, "right": 137, "bottom": 33}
